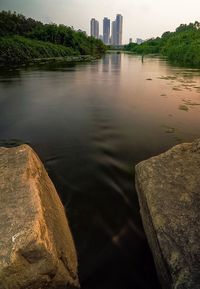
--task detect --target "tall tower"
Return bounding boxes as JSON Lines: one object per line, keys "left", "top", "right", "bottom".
{"left": 111, "top": 20, "right": 116, "bottom": 45}
{"left": 103, "top": 17, "right": 110, "bottom": 45}
{"left": 90, "top": 18, "right": 99, "bottom": 39}
{"left": 115, "top": 14, "right": 123, "bottom": 45}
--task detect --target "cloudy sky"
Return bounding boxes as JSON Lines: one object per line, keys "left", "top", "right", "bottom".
{"left": 0, "top": 0, "right": 200, "bottom": 43}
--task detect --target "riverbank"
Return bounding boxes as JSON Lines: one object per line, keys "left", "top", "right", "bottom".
{"left": 124, "top": 21, "right": 200, "bottom": 68}
{"left": 0, "top": 36, "right": 100, "bottom": 67}
{"left": 0, "top": 11, "right": 107, "bottom": 67}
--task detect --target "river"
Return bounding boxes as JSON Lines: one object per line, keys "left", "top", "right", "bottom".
{"left": 1, "top": 53, "right": 200, "bottom": 289}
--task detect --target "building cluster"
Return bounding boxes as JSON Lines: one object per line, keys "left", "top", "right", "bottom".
{"left": 90, "top": 14, "right": 123, "bottom": 45}
{"left": 136, "top": 38, "right": 144, "bottom": 45}
{"left": 129, "top": 37, "right": 145, "bottom": 45}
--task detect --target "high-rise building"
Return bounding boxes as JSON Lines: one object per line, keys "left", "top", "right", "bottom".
{"left": 111, "top": 21, "right": 116, "bottom": 45}
{"left": 115, "top": 14, "right": 123, "bottom": 45}
{"left": 90, "top": 18, "right": 99, "bottom": 39}
{"left": 90, "top": 14, "right": 122, "bottom": 45}
{"left": 111, "top": 14, "right": 123, "bottom": 45}
{"left": 103, "top": 17, "right": 110, "bottom": 45}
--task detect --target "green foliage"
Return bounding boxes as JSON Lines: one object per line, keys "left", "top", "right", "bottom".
{"left": 125, "top": 37, "right": 163, "bottom": 54}
{"left": 28, "top": 24, "right": 106, "bottom": 56}
{"left": 0, "top": 36, "right": 77, "bottom": 65}
{"left": 0, "top": 10, "right": 42, "bottom": 36}
{"left": 0, "top": 11, "right": 107, "bottom": 65}
{"left": 125, "top": 21, "right": 200, "bottom": 67}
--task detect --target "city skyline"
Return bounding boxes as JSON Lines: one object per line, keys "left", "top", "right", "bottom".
{"left": 92, "top": 14, "right": 123, "bottom": 45}
{"left": 0, "top": 0, "right": 200, "bottom": 44}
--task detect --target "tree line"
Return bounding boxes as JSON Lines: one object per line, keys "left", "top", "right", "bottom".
{"left": 0, "top": 11, "right": 106, "bottom": 65}
{"left": 125, "top": 22, "right": 200, "bottom": 67}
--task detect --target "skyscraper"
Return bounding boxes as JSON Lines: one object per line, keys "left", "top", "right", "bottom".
{"left": 103, "top": 17, "right": 110, "bottom": 45}
{"left": 111, "top": 21, "right": 116, "bottom": 45}
{"left": 115, "top": 14, "right": 123, "bottom": 45}
{"left": 90, "top": 14, "right": 123, "bottom": 45}
{"left": 90, "top": 18, "right": 99, "bottom": 39}
{"left": 111, "top": 14, "right": 123, "bottom": 45}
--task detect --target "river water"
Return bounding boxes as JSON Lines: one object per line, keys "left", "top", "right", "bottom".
{"left": 1, "top": 53, "right": 200, "bottom": 288}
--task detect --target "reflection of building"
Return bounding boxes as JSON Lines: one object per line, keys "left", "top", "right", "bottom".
{"left": 101, "top": 53, "right": 121, "bottom": 73}
{"left": 90, "top": 18, "right": 99, "bottom": 39}
{"left": 110, "top": 53, "right": 121, "bottom": 66}
{"left": 103, "top": 17, "right": 110, "bottom": 45}
{"left": 111, "top": 14, "right": 123, "bottom": 45}
{"left": 102, "top": 54, "right": 110, "bottom": 72}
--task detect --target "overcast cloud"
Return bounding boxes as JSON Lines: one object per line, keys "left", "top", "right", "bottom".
{"left": 0, "top": 0, "right": 200, "bottom": 43}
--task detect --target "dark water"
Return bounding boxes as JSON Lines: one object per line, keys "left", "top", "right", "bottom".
{"left": 1, "top": 53, "right": 200, "bottom": 288}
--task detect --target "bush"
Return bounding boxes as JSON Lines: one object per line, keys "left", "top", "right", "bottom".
{"left": 0, "top": 11, "right": 107, "bottom": 57}
{"left": 0, "top": 36, "right": 78, "bottom": 65}
{"left": 125, "top": 21, "right": 200, "bottom": 67}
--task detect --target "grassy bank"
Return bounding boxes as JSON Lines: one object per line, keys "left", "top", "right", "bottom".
{"left": 0, "top": 11, "right": 107, "bottom": 66}
{"left": 0, "top": 36, "right": 79, "bottom": 65}
{"left": 125, "top": 22, "right": 200, "bottom": 68}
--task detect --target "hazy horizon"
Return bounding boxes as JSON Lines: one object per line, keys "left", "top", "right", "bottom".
{"left": 0, "top": 0, "right": 200, "bottom": 43}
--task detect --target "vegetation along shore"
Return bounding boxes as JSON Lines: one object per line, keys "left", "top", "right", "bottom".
{"left": 124, "top": 22, "right": 200, "bottom": 68}
{"left": 0, "top": 11, "right": 107, "bottom": 66}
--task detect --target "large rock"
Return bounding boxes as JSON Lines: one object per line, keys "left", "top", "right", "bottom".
{"left": 0, "top": 145, "right": 79, "bottom": 289}
{"left": 135, "top": 139, "right": 200, "bottom": 289}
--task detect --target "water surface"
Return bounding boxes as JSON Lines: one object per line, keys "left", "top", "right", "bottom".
{"left": 1, "top": 53, "right": 200, "bottom": 289}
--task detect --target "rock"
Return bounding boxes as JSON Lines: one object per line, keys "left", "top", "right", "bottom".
{"left": 0, "top": 145, "right": 79, "bottom": 289}
{"left": 135, "top": 139, "right": 200, "bottom": 289}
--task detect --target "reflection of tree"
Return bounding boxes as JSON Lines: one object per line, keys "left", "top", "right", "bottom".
{"left": 0, "top": 69, "right": 22, "bottom": 86}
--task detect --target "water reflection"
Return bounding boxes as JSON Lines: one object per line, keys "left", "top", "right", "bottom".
{"left": 102, "top": 54, "right": 110, "bottom": 72}
{"left": 101, "top": 53, "right": 122, "bottom": 74}
{"left": 111, "top": 52, "right": 121, "bottom": 66}
{"left": 1, "top": 53, "right": 200, "bottom": 289}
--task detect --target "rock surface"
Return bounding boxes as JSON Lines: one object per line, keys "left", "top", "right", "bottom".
{"left": 0, "top": 145, "right": 79, "bottom": 289}
{"left": 135, "top": 139, "right": 200, "bottom": 289}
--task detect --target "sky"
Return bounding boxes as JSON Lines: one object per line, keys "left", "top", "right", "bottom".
{"left": 0, "top": 0, "right": 200, "bottom": 43}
